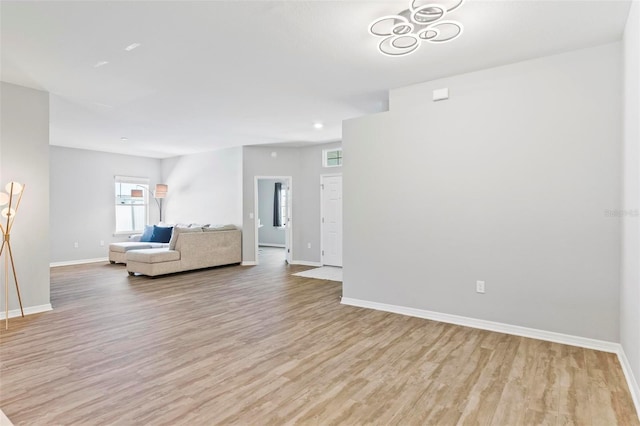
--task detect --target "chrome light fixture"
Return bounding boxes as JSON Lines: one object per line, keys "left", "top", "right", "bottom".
{"left": 369, "top": 0, "right": 465, "bottom": 57}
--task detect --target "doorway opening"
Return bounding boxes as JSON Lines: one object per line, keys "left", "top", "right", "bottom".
{"left": 254, "top": 176, "right": 292, "bottom": 265}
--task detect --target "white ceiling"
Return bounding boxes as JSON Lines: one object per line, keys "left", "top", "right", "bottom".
{"left": 0, "top": 0, "right": 632, "bottom": 158}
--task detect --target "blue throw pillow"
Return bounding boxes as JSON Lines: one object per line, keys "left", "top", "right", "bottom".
{"left": 139, "top": 225, "right": 154, "bottom": 242}
{"left": 150, "top": 225, "right": 173, "bottom": 243}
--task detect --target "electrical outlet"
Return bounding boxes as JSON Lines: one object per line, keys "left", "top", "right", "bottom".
{"left": 100, "top": 240, "right": 105, "bottom": 247}
{"left": 476, "top": 280, "right": 485, "bottom": 294}
{"left": 74, "top": 242, "right": 79, "bottom": 248}
{"left": 307, "top": 243, "right": 311, "bottom": 249}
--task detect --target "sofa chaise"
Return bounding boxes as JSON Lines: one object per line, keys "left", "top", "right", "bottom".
{"left": 109, "top": 224, "right": 174, "bottom": 264}
{"left": 126, "top": 226, "right": 241, "bottom": 277}
{"left": 109, "top": 241, "right": 169, "bottom": 264}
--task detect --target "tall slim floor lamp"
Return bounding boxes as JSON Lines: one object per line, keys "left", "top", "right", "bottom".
{"left": 131, "top": 184, "right": 168, "bottom": 222}
{"left": 0, "top": 181, "right": 25, "bottom": 329}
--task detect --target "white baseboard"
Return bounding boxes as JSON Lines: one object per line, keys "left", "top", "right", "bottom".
{"left": 50, "top": 257, "right": 109, "bottom": 267}
{"left": 241, "top": 261, "right": 257, "bottom": 266}
{"left": 259, "top": 243, "right": 285, "bottom": 248}
{"left": 0, "top": 408, "right": 14, "bottom": 426}
{"left": 617, "top": 347, "right": 640, "bottom": 420}
{"left": 0, "top": 303, "right": 52, "bottom": 320}
{"left": 340, "top": 297, "right": 619, "bottom": 353}
{"left": 290, "top": 260, "right": 322, "bottom": 267}
{"left": 341, "top": 297, "right": 640, "bottom": 421}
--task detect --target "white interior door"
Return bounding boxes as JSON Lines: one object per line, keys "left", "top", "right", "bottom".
{"left": 322, "top": 175, "right": 343, "bottom": 267}
{"left": 284, "top": 181, "right": 292, "bottom": 264}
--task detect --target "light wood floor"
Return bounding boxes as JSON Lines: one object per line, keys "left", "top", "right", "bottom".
{"left": 1, "top": 248, "right": 638, "bottom": 425}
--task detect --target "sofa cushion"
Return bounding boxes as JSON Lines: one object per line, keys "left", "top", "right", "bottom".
{"left": 150, "top": 225, "right": 173, "bottom": 243}
{"left": 169, "top": 226, "right": 203, "bottom": 250}
{"left": 139, "top": 225, "right": 154, "bottom": 242}
{"left": 127, "top": 248, "right": 180, "bottom": 263}
{"left": 109, "top": 242, "right": 153, "bottom": 253}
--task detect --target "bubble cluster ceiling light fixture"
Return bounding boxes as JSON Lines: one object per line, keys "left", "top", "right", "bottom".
{"left": 369, "top": 0, "right": 465, "bottom": 57}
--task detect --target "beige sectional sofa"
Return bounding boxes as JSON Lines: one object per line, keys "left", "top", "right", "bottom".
{"left": 125, "top": 227, "right": 241, "bottom": 277}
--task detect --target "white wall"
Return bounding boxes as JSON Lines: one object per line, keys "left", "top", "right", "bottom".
{"left": 50, "top": 146, "right": 162, "bottom": 263}
{"left": 621, "top": 0, "right": 640, "bottom": 395}
{"left": 242, "top": 142, "right": 342, "bottom": 264}
{"left": 343, "top": 43, "right": 621, "bottom": 342}
{"left": 51, "top": 146, "right": 242, "bottom": 262}
{"left": 258, "top": 178, "right": 286, "bottom": 246}
{"left": 161, "top": 146, "right": 242, "bottom": 227}
{"left": 0, "top": 82, "right": 50, "bottom": 313}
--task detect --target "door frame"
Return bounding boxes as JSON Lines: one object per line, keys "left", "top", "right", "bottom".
{"left": 254, "top": 176, "right": 293, "bottom": 265}
{"left": 320, "top": 173, "right": 342, "bottom": 266}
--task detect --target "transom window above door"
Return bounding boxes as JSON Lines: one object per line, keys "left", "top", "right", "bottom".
{"left": 323, "top": 148, "right": 342, "bottom": 168}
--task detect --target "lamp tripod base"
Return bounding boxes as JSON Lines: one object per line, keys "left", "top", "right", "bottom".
{"left": 0, "top": 238, "right": 24, "bottom": 329}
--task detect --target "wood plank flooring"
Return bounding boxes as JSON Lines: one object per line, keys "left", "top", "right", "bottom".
{"left": 0, "top": 248, "right": 638, "bottom": 425}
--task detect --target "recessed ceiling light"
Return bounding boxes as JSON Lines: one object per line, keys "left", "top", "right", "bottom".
{"left": 313, "top": 122, "right": 324, "bottom": 129}
{"left": 94, "top": 61, "right": 109, "bottom": 68}
{"left": 124, "top": 43, "right": 141, "bottom": 52}
{"left": 120, "top": 137, "right": 128, "bottom": 142}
